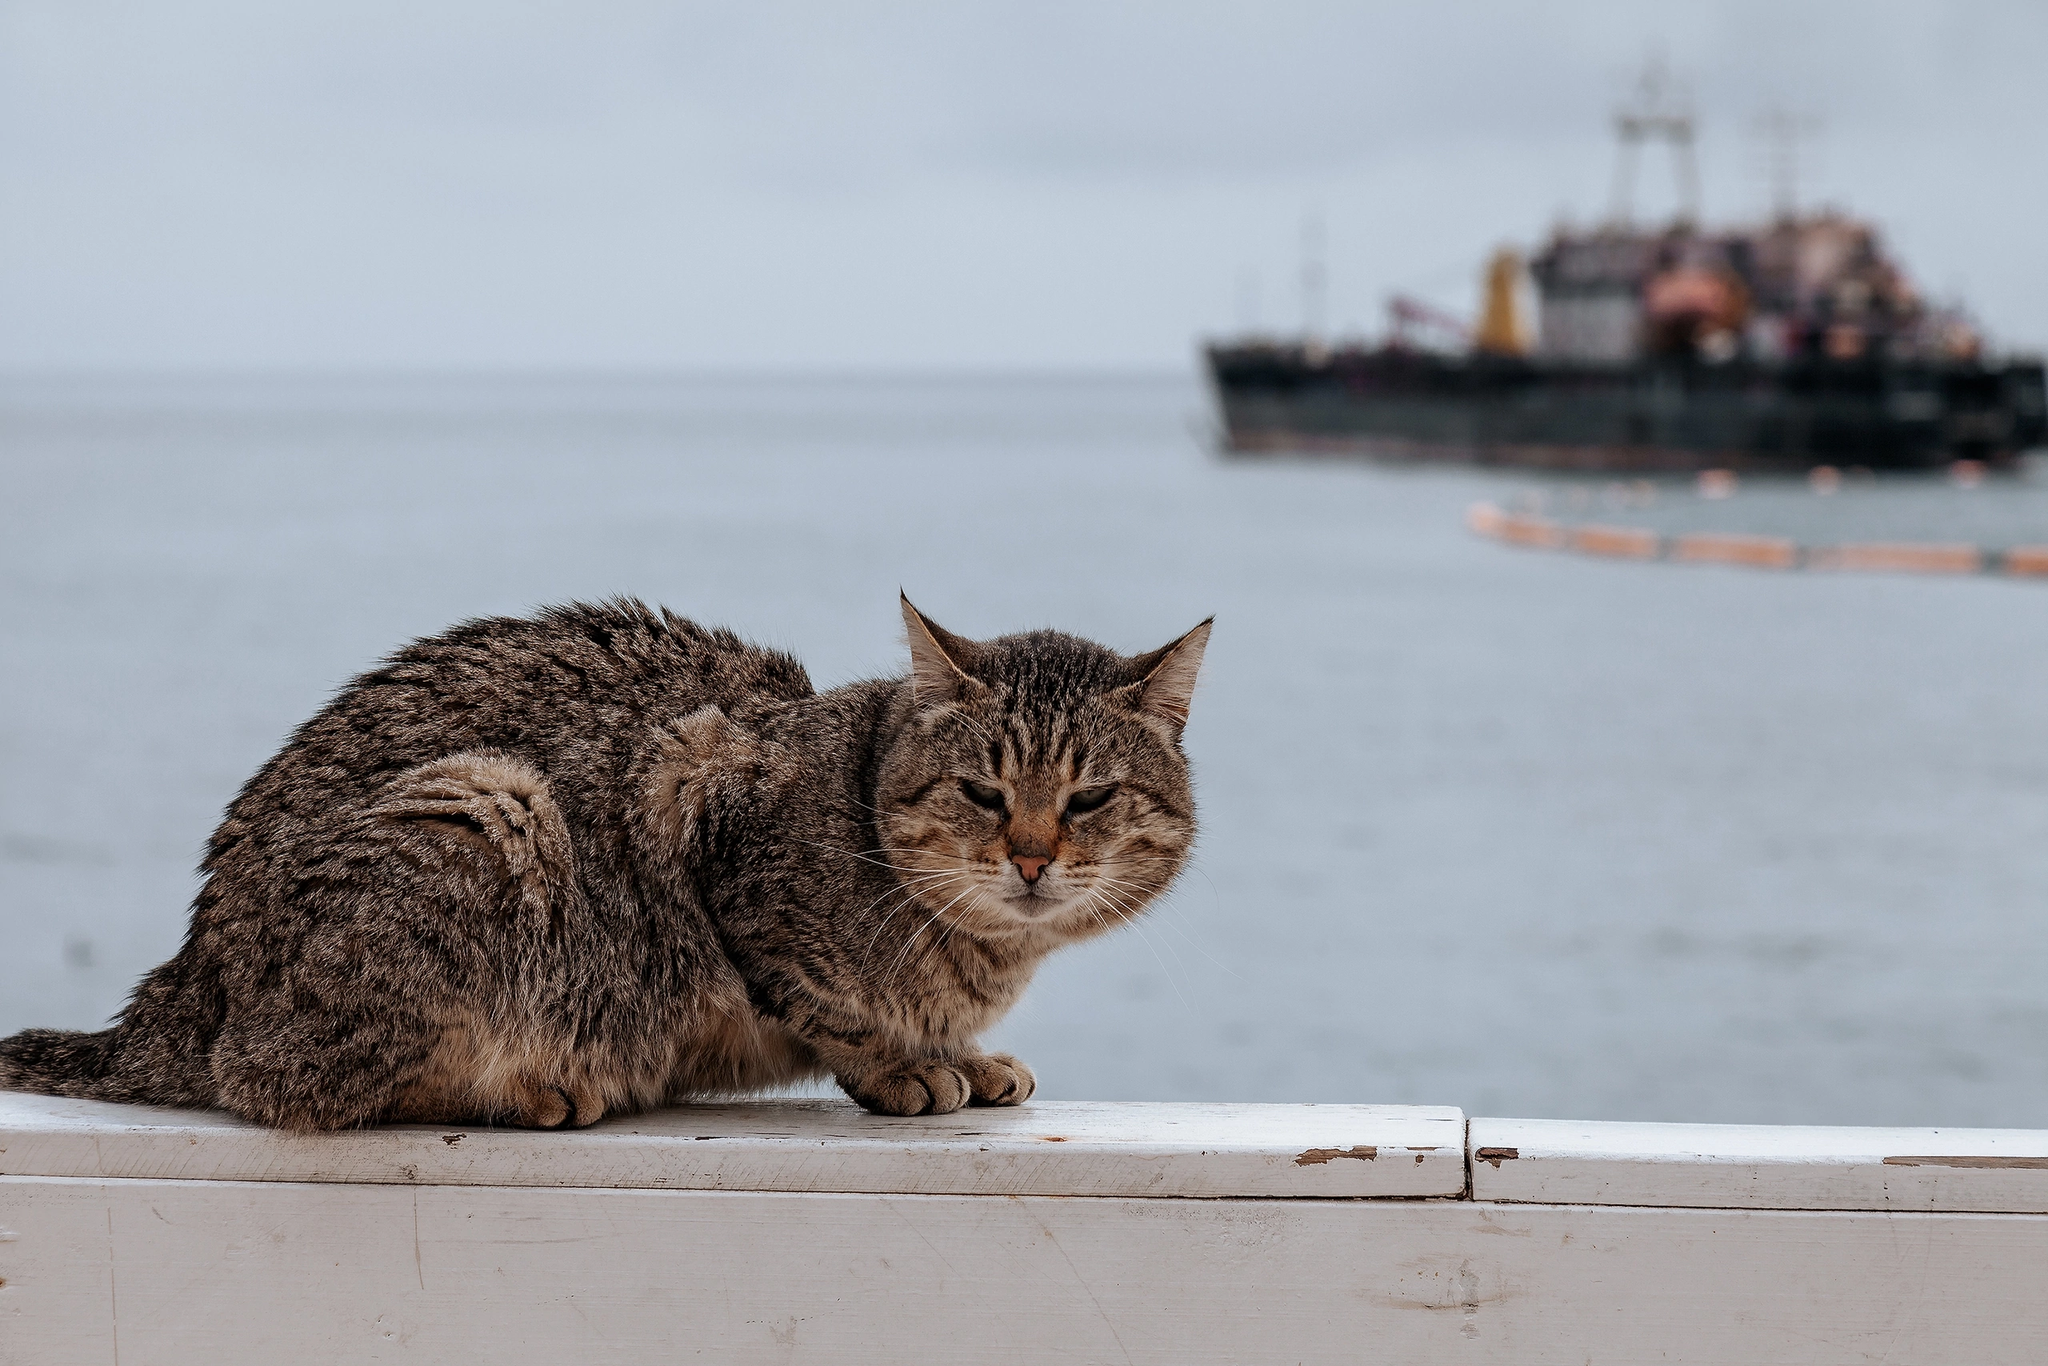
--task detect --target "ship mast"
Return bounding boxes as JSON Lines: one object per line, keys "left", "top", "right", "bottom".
{"left": 1299, "top": 210, "right": 1327, "bottom": 341}
{"left": 1753, "top": 107, "right": 1819, "bottom": 221}
{"left": 1610, "top": 59, "right": 1699, "bottom": 227}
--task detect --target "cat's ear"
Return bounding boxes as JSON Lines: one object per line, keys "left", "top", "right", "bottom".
{"left": 900, "top": 593, "right": 981, "bottom": 705}
{"left": 1124, "top": 618, "right": 1213, "bottom": 738}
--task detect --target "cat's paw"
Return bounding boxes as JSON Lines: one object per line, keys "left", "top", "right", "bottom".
{"left": 504, "top": 1079, "right": 605, "bottom": 1130}
{"left": 960, "top": 1052, "right": 1036, "bottom": 1106}
{"left": 842, "top": 1061, "right": 971, "bottom": 1116}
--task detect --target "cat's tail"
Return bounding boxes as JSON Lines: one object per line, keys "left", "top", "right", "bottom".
{"left": 0, "top": 950, "right": 220, "bottom": 1107}
{"left": 0, "top": 1026, "right": 127, "bottom": 1098}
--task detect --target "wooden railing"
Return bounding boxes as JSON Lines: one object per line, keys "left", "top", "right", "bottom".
{"left": 4, "top": 1092, "right": 2045, "bottom": 1362}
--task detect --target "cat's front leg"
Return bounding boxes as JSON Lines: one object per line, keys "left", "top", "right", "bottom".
{"left": 782, "top": 1004, "right": 973, "bottom": 1116}
{"left": 764, "top": 991, "right": 1030, "bottom": 1115}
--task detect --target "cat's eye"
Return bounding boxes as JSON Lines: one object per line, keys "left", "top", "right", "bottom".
{"left": 1063, "top": 785, "right": 1117, "bottom": 817}
{"left": 959, "top": 779, "right": 1007, "bottom": 811}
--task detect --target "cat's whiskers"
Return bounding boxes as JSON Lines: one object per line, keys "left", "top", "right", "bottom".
{"left": 856, "top": 869, "right": 972, "bottom": 969}
{"left": 855, "top": 844, "right": 968, "bottom": 859}
{"left": 1089, "top": 865, "right": 1241, "bottom": 980}
{"left": 1090, "top": 868, "right": 1168, "bottom": 895}
{"left": 864, "top": 847, "right": 980, "bottom": 881}
{"left": 1085, "top": 880, "right": 1143, "bottom": 923}
{"left": 888, "top": 872, "right": 997, "bottom": 978}
{"left": 794, "top": 838, "right": 967, "bottom": 878}
{"left": 1146, "top": 913, "right": 1230, "bottom": 984}
{"left": 1079, "top": 882, "right": 1196, "bottom": 1014}
{"left": 1091, "top": 877, "right": 1205, "bottom": 991}
{"left": 887, "top": 897, "right": 961, "bottom": 979}
{"left": 836, "top": 792, "right": 893, "bottom": 818}
{"left": 839, "top": 872, "right": 958, "bottom": 966}
{"left": 870, "top": 864, "right": 979, "bottom": 968}
{"left": 856, "top": 842, "right": 1000, "bottom": 950}
{"left": 794, "top": 835, "right": 989, "bottom": 962}
{"left": 1090, "top": 876, "right": 1172, "bottom": 917}
{"left": 927, "top": 880, "right": 988, "bottom": 960}
{"left": 1071, "top": 886, "right": 1113, "bottom": 936}
{"left": 850, "top": 867, "right": 960, "bottom": 922}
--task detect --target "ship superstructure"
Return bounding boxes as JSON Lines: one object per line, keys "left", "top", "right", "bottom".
{"left": 1532, "top": 214, "right": 1977, "bottom": 369}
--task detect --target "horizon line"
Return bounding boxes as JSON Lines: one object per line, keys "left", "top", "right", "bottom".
{"left": 0, "top": 362, "right": 1203, "bottom": 385}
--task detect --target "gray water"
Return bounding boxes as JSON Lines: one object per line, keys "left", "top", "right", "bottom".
{"left": 5, "top": 372, "right": 2047, "bottom": 1126}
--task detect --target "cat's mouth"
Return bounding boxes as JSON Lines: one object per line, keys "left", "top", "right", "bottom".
{"left": 1007, "top": 881, "right": 1056, "bottom": 912}
{"left": 998, "top": 874, "right": 1089, "bottom": 924}
{"left": 914, "top": 869, "right": 1101, "bottom": 941}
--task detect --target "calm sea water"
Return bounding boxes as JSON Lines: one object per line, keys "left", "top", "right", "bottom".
{"left": 4, "top": 372, "right": 2047, "bottom": 1126}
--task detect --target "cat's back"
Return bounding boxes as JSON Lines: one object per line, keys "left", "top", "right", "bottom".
{"left": 213, "top": 600, "right": 813, "bottom": 855}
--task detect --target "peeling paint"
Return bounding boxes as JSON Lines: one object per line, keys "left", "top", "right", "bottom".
{"left": 1474, "top": 1147, "right": 1519, "bottom": 1168}
{"left": 1883, "top": 1155, "right": 2048, "bottom": 1170}
{"left": 1294, "top": 1146, "right": 1377, "bottom": 1166}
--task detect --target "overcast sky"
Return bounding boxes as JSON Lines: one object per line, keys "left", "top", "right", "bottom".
{"left": 1, "top": 1, "right": 2042, "bottom": 371}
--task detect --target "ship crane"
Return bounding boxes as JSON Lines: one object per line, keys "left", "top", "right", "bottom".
{"left": 1385, "top": 294, "right": 1469, "bottom": 352}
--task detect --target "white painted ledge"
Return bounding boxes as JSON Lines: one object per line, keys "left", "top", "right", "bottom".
{"left": 0, "top": 1092, "right": 1466, "bottom": 1199}
{"left": 8, "top": 1093, "right": 2048, "bottom": 1363}
{"left": 1472, "top": 1115, "right": 2048, "bottom": 1213}
{"left": 12, "top": 1093, "right": 2047, "bottom": 1209}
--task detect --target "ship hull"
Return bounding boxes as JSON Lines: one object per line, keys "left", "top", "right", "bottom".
{"left": 1206, "top": 345, "right": 2048, "bottom": 473}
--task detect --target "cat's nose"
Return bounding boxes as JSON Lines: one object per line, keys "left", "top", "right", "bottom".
{"left": 1012, "top": 854, "right": 1050, "bottom": 883}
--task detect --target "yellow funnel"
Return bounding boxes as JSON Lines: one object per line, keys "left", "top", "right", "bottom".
{"left": 1474, "top": 248, "right": 1531, "bottom": 356}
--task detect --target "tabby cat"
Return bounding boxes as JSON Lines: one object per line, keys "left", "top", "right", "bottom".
{"left": 0, "top": 596, "right": 1209, "bottom": 1130}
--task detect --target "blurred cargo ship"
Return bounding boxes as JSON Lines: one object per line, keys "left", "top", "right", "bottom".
{"left": 1206, "top": 86, "right": 2046, "bottom": 472}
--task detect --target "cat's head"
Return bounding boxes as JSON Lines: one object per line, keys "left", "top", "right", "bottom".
{"left": 873, "top": 595, "right": 1210, "bottom": 947}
